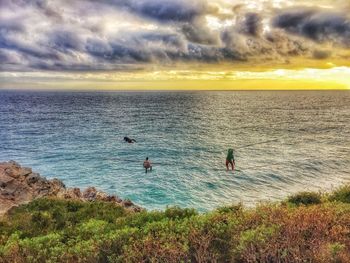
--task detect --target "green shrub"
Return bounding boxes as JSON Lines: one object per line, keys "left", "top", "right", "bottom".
{"left": 329, "top": 185, "right": 350, "bottom": 203}
{"left": 164, "top": 206, "right": 197, "bottom": 220}
{"left": 237, "top": 224, "right": 278, "bottom": 250}
{"left": 287, "top": 192, "right": 322, "bottom": 205}
{"left": 115, "top": 210, "right": 166, "bottom": 229}
{"left": 216, "top": 203, "right": 242, "bottom": 214}
{"left": 2, "top": 198, "right": 128, "bottom": 238}
{"left": 0, "top": 186, "right": 350, "bottom": 263}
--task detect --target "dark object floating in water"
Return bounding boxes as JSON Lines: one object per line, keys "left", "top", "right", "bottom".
{"left": 124, "top": 136, "right": 136, "bottom": 143}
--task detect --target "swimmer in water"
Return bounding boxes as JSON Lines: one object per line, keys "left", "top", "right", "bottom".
{"left": 124, "top": 136, "right": 136, "bottom": 143}
{"left": 143, "top": 157, "right": 152, "bottom": 173}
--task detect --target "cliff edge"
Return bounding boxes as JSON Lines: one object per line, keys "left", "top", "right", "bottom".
{"left": 0, "top": 161, "right": 141, "bottom": 216}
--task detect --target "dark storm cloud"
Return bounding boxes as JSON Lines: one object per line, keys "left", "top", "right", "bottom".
{"left": 97, "top": 0, "right": 210, "bottom": 22}
{"left": 0, "top": 18, "right": 25, "bottom": 33}
{"left": 90, "top": 32, "right": 188, "bottom": 63}
{"left": 0, "top": 33, "right": 58, "bottom": 61}
{"left": 265, "top": 30, "right": 309, "bottom": 56}
{"left": 241, "top": 13, "right": 263, "bottom": 37}
{"left": 49, "top": 30, "right": 85, "bottom": 52}
{"left": 181, "top": 18, "right": 221, "bottom": 45}
{"left": 273, "top": 8, "right": 350, "bottom": 46}
{"left": 130, "top": 0, "right": 206, "bottom": 22}
{"left": 85, "top": 38, "right": 113, "bottom": 58}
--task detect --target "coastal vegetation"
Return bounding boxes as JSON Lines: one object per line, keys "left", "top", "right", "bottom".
{"left": 0, "top": 185, "right": 349, "bottom": 263}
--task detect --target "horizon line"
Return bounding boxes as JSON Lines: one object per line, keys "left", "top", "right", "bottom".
{"left": 1, "top": 88, "right": 349, "bottom": 92}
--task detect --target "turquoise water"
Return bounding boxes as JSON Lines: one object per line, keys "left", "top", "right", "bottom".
{"left": 1, "top": 91, "right": 349, "bottom": 211}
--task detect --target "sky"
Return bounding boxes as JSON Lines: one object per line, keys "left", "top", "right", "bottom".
{"left": 1, "top": 0, "right": 350, "bottom": 90}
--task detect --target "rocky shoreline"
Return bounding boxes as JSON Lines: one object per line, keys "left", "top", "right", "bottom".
{"left": 0, "top": 161, "right": 142, "bottom": 216}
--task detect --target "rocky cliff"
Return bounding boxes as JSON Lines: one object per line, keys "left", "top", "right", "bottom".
{"left": 0, "top": 161, "right": 141, "bottom": 216}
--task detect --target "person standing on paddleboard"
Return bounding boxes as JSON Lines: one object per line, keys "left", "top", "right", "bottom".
{"left": 226, "top": 149, "right": 235, "bottom": 171}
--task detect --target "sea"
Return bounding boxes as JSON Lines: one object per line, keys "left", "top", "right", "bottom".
{"left": 1, "top": 90, "right": 349, "bottom": 211}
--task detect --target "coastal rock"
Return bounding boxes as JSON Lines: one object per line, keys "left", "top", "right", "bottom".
{"left": 83, "top": 187, "right": 97, "bottom": 201}
{"left": 63, "top": 187, "right": 82, "bottom": 199}
{"left": 122, "top": 199, "right": 134, "bottom": 207}
{"left": 5, "top": 161, "right": 31, "bottom": 177}
{"left": 0, "top": 161, "right": 142, "bottom": 216}
{"left": 26, "top": 173, "right": 40, "bottom": 184}
{"left": 0, "top": 173, "right": 14, "bottom": 188}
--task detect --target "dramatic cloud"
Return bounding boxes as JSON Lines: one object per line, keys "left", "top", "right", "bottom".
{"left": 240, "top": 13, "right": 263, "bottom": 37}
{"left": 1, "top": 0, "right": 350, "bottom": 72}
{"left": 181, "top": 18, "right": 221, "bottom": 45}
{"left": 109, "top": 0, "right": 211, "bottom": 22}
{"left": 273, "top": 8, "right": 350, "bottom": 46}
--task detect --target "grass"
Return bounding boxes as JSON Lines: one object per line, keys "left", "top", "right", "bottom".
{"left": 0, "top": 185, "right": 349, "bottom": 262}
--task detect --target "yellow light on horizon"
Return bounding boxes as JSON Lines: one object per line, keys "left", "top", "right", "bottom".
{"left": 1, "top": 66, "right": 350, "bottom": 90}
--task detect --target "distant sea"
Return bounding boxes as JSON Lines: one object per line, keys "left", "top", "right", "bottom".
{"left": 1, "top": 90, "right": 349, "bottom": 211}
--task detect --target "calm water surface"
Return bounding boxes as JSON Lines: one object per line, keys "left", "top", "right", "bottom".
{"left": 1, "top": 91, "right": 349, "bottom": 211}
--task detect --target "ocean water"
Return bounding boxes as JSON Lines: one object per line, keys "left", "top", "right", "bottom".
{"left": 1, "top": 90, "right": 349, "bottom": 211}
